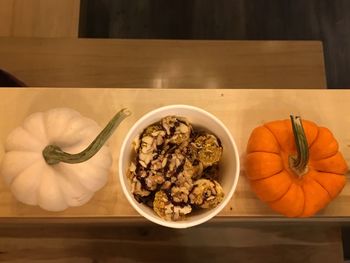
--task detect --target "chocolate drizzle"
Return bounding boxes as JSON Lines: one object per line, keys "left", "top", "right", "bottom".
{"left": 129, "top": 115, "right": 224, "bottom": 220}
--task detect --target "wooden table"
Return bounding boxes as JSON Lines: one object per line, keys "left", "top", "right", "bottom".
{"left": 0, "top": 88, "right": 348, "bottom": 221}
{"left": 0, "top": 88, "right": 347, "bottom": 262}
{"left": 0, "top": 38, "right": 326, "bottom": 88}
{"left": 0, "top": 40, "right": 342, "bottom": 262}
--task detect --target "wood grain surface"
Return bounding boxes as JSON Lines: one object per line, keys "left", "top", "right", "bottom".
{"left": 0, "top": 0, "right": 80, "bottom": 37}
{"left": 0, "top": 38, "right": 326, "bottom": 88}
{"left": 0, "top": 88, "right": 349, "bottom": 220}
{"left": 0, "top": 224, "right": 343, "bottom": 263}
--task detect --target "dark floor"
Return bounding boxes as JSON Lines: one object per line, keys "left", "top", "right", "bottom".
{"left": 79, "top": 0, "right": 350, "bottom": 89}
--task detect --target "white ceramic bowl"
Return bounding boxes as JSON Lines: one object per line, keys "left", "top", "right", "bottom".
{"left": 119, "top": 105, "right": 239, "bottom": 228}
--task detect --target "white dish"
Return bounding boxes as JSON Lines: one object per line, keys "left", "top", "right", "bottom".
{"left": 118, "top": 105, "right": 240, "bottom": 228}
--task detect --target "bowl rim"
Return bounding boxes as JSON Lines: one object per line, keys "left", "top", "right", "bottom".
{"left": 118, "top": 104, "right": 240, "bottom": 228}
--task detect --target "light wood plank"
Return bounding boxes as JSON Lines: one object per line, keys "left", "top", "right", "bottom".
{"left": 0, "top": 0, "right": 80, "bottom": 37}
{"left": 0, "top": 38, "right": 326, "bottom": 88}
{"left": 0, "top": 224, "right": 343, "bottom": 263}
{"left": 0, "top": 88, "right": 349, "bottom": 220}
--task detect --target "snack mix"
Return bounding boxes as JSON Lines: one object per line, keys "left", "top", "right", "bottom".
{"left": 128, "top": 116, "right": 225, "bottom": 221}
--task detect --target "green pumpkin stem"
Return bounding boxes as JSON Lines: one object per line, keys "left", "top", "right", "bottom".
{"left": 43, "top": 108, "right": 131, "bottom": 165}
{"left": 289, "top": 115, "right": 309, "bottom": 177}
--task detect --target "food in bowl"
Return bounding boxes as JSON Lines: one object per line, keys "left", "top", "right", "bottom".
{"left": 127, "top": 115, "right": 225, "bottom": 221}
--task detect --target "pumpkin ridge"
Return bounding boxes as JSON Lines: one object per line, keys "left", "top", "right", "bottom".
{"left": 267, "top": 181, "right": 294, "bottom": 204}
{"left": 70, "top": 116, "right": 99, "bottom": 135}
{"left": 5, "top": 127, "right": 44, "bottom": 152}
{"left": 251, "top": 171, "right": 293, "bottom": 202}
{"left": 37, "top": 167, "right": 67, "bottom": 211}
{"left": 247, "top": 125, "right": 280, "bottom": 154}
{"left": 248, "top": 169, "right": 285, "bottom": 182}
{"left": 263, "top": 124, "right": 283, "bottom": 150}
{"left": 35, "top": 164, "right": 46, "bottom": 205}
{"left": 23, "top": 112, "right": 49, "bottom": 144}
{"left": 307, "top": 175, "right": 333, "bottom": 200}
{"left": 285, "top": 181, "right": 307, "bottom": 217}
{"left": 67, "top": 162, "right": 108, "bottom": 192}
{"left": 10, "top": 161, "right": 43, "bottom": 189}
{"left": 22, "top": 123, "right": 46, "bottom": 146}
{"left": 311, "top": 166, "right": 346, "bottom": 176}
{"left": 5, "top": 153, "right": 42, "bottom": 187}
{"left": 320, "top": 170, "right": 347, "bottom": 177}
{"left": 301, "top": 178, "right": 331, "bottom": 217}
{"left": 10, "top": 161, "right": 45, "bottom": 205}
{"left": 309, "top": 127, "right": 339, "bottom": 161}
{"left": 307, "top": 125, "right": 320, "bottom": 149}
{"left": 309, "top": 151, "right": 339, "bottom": 162}
{"left": 57, "top": 171, "right": 95, "bottom": 206}
{"left": 43, "top": 112, "right": 83, "bottom": 146}
{"left": 57, "top": 168, "right": 101, "bottom": 206}
{"left": 54, "top": 169, "right": 72, "bottom": 208}
{"left": 55, "top": 164, "right": 90, "bottom": 193}
{"left": 247, "top": 150, "right": 281, "bottom": 155}
{"left": 245, "top": 152, "right": 284, "bottom": 180}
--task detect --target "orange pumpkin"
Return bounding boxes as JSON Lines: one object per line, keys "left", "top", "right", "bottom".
{"left": 245, "top": 116, "right": 348, "bottom": 217}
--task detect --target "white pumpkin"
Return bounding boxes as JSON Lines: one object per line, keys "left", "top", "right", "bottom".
{"left": 0, "top": 108, "right": 130, "bottom": 212}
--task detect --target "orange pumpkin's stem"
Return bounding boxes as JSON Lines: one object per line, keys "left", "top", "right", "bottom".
{"left": 289, "top": 115, "right": 309, "bottom": 177}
